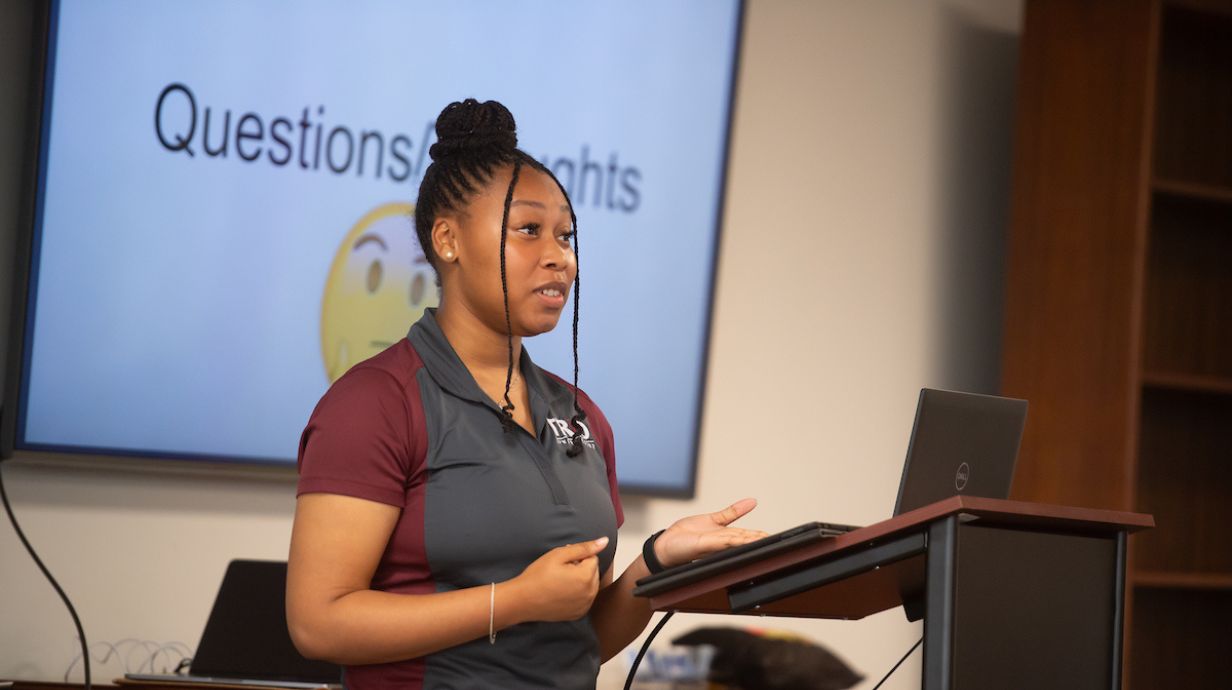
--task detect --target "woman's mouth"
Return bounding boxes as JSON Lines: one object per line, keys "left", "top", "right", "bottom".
{"left": 534, "top": 284, "right": 567, "bottom": 308}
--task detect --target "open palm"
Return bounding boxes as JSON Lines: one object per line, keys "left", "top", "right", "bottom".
{"left": 653, "top": 497, "right": 769, "bottom": 569}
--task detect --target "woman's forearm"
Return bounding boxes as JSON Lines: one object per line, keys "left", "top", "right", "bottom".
{"left": 290, "top": 579, "right": 531, "bottom": 665}
{"left": 590, "top": 555, "right": 656, "bottom": 663}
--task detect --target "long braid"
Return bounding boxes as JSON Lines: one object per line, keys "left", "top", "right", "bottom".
{"left": 523, "top": 164, "right": 588, "bottom": 456}
{"left": 497, "top": 159, "right": 523, "bottom": 433}
{"left": 565, "top": 204, "right": 587, "bottom": 457}
{"left": 519, "top": 162, "right": 588, "bottom": 456}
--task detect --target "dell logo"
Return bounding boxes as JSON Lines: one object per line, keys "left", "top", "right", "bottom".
{"left": 955, "top": 462, "right": 971, "bottom": 491}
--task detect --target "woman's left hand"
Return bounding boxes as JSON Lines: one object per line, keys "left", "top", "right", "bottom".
{"left": 652, "top": 497, "right": 770, "bottom": 569}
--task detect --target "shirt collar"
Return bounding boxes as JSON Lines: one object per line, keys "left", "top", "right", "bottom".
{"left": 407, "top": 307, "right": 551, "bottom": 432}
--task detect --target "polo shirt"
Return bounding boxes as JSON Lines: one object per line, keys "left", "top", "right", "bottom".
{"left": 296, "top": 306, "right": 623, "bottom": 690}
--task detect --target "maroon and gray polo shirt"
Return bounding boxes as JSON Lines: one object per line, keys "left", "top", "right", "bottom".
{"left": 296, "top": 307, "right": 623, "bottom": 690}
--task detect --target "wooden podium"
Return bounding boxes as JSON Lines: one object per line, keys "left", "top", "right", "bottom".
{"left": 637, "top": 497, "right": 1153, "bottom": 690}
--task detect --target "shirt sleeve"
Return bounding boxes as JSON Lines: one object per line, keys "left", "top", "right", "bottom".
{"left": 575, "top": 389, "right": 624, "bottom": 529}
{"left": 296, "top": 365, "right": 414, "bottom": 508}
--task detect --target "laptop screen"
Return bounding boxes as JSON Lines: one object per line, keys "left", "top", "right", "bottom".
{"left": 893, "top": 388, "right": 1027, "bottom": 515}
{"left": 191, "top": 560, "right": 340, "bottom": 684}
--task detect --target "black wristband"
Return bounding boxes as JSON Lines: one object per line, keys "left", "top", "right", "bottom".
{"left": 643, "top": 529, "right": 667, "bottom": 574}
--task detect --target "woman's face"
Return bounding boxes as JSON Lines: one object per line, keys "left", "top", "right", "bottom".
{"left": 439, "top": 164, "right": 577, "bottom": 337}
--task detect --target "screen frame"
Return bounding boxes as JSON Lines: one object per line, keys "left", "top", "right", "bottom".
{"left": 1, "top": 0, "right": 747, "bottom": 499}
{"left": 1, "top": 0, "right": 52, "bottom": 465}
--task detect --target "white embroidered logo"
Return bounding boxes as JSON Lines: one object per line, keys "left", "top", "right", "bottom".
{"left": 546, "top": 417, "right": 597, "bottom": 450}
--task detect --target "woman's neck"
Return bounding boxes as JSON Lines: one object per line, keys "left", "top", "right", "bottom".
{"left": 434, "top": 299, "right": 523, "bottom": 375}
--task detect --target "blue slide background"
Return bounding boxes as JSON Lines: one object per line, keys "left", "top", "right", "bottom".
{"left": 18, "top": 0, "right": 740, "bottom": 493}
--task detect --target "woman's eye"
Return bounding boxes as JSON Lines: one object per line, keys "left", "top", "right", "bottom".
{"left": 559, "top": 231, "right": 575, "bottom": 244}
{"left": 514, "top": 223, "right": 540, "bottom": 236}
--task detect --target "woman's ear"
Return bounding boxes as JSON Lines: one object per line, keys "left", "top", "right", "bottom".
{"left": 432, "top": 217, "right": 458, "bottom": 262}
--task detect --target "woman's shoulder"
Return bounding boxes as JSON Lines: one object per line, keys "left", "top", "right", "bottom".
{"left": 305, "top": 339, "right": 431, "bottom": 442}
{"left": 340, "top": 339, "right": 426, "bottom": 387}
{"left": 537, "top": 368, "right": 591, "bottom": 402}
{"left": 535, "top": 367, "right": 612, "bottom": 437}
{"left": 316, "top": 340, "right": 426, "bottom": 406}
{"left": 536, "top": 367, "right": 600, "bottom": 408}
{"left": 298, "top": 340, "right": 429, "bottom": 503}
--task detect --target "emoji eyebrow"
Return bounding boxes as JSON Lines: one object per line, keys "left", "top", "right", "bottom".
{"left": 353, "top": 234, "right": 387, "bottom": 252}
{"left": 511, "top": 199, "right": 571, "bottom": 213}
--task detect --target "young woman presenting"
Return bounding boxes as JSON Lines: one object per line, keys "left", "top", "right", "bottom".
{"left": 287, "top": 98, "right": 765, "bottom": 689}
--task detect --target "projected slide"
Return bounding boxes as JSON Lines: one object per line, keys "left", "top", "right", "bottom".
{"left": 16, "top": 0, "right": 740, "bottom": 494}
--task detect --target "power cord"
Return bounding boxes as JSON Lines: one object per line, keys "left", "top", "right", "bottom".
{"left": 623, "top": 610, "right": 674, "bottom": 690}
{"left": 870, "top": 636, "right": 923, "bottom": 690}
{"left": 0, "top": 461, "right": 92, "bottom": 690}
{"left": 63, "top": 639, "right": 192, "bottom": 679}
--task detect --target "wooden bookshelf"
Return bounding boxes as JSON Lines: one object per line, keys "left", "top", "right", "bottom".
{"left": 1001, "top": 1, "right": 1232, "bottom": 687}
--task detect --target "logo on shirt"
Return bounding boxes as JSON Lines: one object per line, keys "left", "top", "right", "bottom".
{"left": 547, "top": 417, "right": 597, "bottom": 450}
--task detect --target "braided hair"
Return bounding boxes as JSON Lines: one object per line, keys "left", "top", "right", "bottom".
{"left": 414, "top": 99, "right": 588, "bottom": 457}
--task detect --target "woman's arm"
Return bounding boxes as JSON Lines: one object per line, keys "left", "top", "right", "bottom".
{"left": 589, "top": 558, "right": 653, "bottom": 663}
{"left": 286, "top": 492, "right": 607, "bottom": 664}
{"left": 588, "top": 498, "right": 768, "bottom": 662}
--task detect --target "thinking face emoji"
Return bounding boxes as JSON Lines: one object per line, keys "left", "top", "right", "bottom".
{"left": 320, "top": 202, "right": 437, "bottom": 382}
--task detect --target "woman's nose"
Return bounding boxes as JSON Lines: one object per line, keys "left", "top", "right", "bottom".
{"left": 541, "top": 237, "right": 573, "bottom": 269}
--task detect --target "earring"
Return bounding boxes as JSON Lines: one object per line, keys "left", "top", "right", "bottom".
{"left": 443, "top": 250, "right": 454, "bottom": 259}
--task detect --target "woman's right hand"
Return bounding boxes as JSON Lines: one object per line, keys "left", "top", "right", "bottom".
{"left": 510, "top": 536, "right": 609, "bottom": 622}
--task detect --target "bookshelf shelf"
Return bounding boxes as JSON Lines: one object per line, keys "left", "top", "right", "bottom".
{"left": 1141, "top": 371, "right": 1232, "bottom": 396}
{"left": 1152, "top": 177, "right": 1232, "bottom": 205}
{"left": 1135, "top": 571, "right": 1232, "bottom": 590}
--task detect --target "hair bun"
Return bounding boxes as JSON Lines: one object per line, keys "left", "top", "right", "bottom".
{"left": 429, "top": 98, "right": 518, "bottom": 161}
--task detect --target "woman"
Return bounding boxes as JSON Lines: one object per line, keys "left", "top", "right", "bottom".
{"left": 287, "top": 98, "right": 766, "bottom": 689}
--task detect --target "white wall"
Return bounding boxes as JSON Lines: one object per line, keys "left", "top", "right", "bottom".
{"left": 0, "top": 1, "right": 1022, "bottom": 688}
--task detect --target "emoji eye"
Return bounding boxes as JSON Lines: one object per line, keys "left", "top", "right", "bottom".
{"left": 366, "top": 259, "right": 383, "bottom": 293}
{"left": 410, "top": 272, "right": 426, "bottom": 306}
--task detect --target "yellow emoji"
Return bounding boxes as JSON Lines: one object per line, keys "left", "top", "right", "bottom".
{"left": 320, "top": 202, "right": 437, "bottom": 382}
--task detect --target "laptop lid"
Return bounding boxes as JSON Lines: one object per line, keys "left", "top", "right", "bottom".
{"left": 190, "top": 560, "right": 341, "bottom": 684}
{"left": 893, "top": 388, "right": 1027, "bottom": 515}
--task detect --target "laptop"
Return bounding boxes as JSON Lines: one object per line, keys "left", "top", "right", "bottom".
{"left": 633, "top": 388, "right": 1028, "bottom": 596}
{"left": 124, "top": 560, "right": 341, "bottom": 689}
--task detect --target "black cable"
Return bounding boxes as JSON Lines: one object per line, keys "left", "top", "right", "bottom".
{"left": 623, "top": 611, "right": 674, "bottom": 690}
{"left": 0, "top": 462, "right": 91, "bottom": 690}
{"left": 870, "top": 636, "right": 923, "bottom": 690}
{"left": 624, "top": 615, "right": 918, "bottom": 689}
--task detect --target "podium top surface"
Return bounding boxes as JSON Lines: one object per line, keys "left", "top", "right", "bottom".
{"left": 644, "top": 496, "right": 1153, "bottom": 617}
